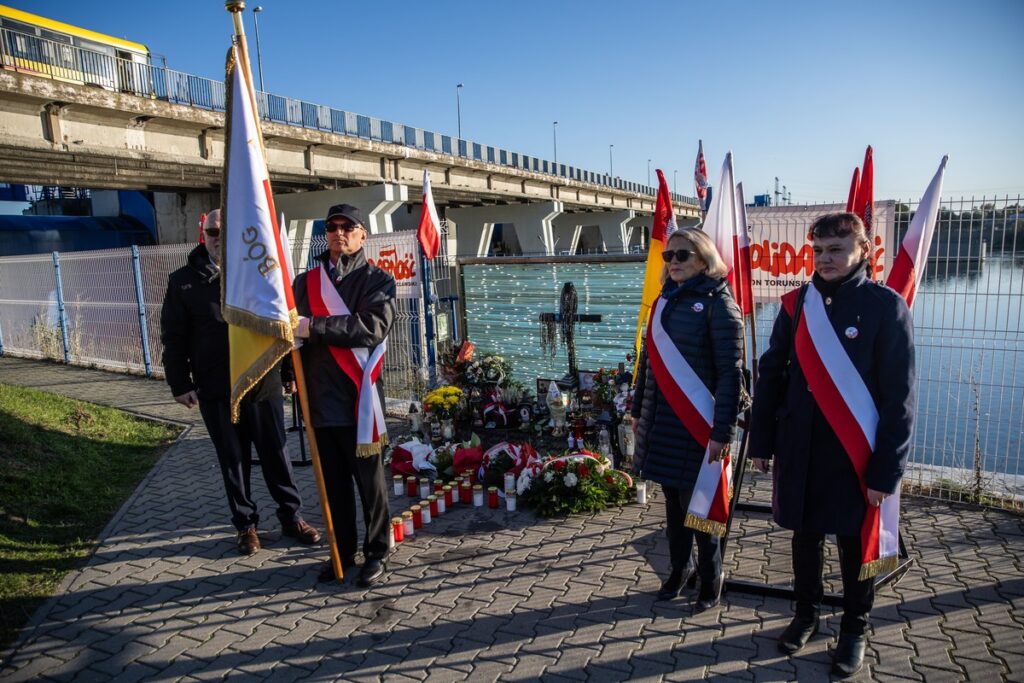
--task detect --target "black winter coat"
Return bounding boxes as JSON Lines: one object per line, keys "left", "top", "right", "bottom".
{"left": 748, "top": 263, "right": 916, "bottom": 536}
{"left": 292, "top": 249, "right": 396, "bottom": 429}
{"left": 160, "top": 244, "right": 288, "bottom": 403}
{"left": 632, "top": 275, "right": 744, "bottom": 492}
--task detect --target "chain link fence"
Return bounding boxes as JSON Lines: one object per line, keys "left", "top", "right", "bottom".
{"left": 0, "top": 226, "right": 455, "bottom": 405}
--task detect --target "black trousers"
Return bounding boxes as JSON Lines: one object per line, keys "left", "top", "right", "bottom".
{"left": 792, "top": 530, "right": 875, "bottom": 635}
{"left": 314, "top": 426, "right": 390, "bottom": 561}
{"left": 662, "top": 485, "right": 722, "bottom": 583}
{"left": 199, "top": 397, "right": 303, "bottom": 531}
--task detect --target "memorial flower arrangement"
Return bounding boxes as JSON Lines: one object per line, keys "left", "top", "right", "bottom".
{"left": 520, "top": 450, "right": 635, "bottom": 517}
{"left": 428, "top": 442, "right": 457, "bottom": 480}
{"left": 423, "top": 386, "right": 464, "bottom": 419}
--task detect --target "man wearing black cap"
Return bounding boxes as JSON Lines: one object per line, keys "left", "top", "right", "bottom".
{"left": 292, "top": 204, "right": 396, "bottom": 587}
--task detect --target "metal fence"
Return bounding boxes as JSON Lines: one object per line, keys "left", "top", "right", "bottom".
{"left": 0, "top": 25, "right": 696, "bottom": 206}
{"left": 0, "top": 226, "right": 455, "bottom": 404}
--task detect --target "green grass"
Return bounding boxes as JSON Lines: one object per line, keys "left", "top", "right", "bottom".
{"left": 0, "top": 384, "right": 181, "bottom": 651}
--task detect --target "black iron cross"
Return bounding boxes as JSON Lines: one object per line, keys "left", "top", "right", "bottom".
{"left": 539, "top": 282, "right": 602, "bottom": 384}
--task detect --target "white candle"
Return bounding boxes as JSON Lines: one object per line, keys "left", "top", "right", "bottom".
{"left": 437, "top": 496, "right": 446, "bottom": 515}
{"left": 473, "top": 489, "right": 484, "bottom": 507}
{"left": 636, "top": 481, "right": 648, "bottom": 505}
{"left": 392, "top": 476, "right": 404, "bottom": 496}
{"left": 388, "top": 524, "right": 395, "bottom": 549}
{"left": 503, "top": 471, "right": 516, "bottom": 494}
{"left": 422, "top": 507, "right": 432, "bottom": 524}
{"left": 506, "top": 493, "right": 517, "bottom": 512}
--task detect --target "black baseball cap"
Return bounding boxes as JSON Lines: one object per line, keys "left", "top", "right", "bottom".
{"left": 324, "top": 204, "right": 366, "bottom": 230}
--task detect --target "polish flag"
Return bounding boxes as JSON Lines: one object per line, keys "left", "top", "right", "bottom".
{"left": 733, "top": 183, "right": 754, "bottom": 315}
{"left": 702, "top": 153, "right": 745, "bottom": 310}
{"left": 855, "top": 146, "right": 875, "bottom": 235}
{"left": 417, "top": 169, "right": 442, "bottom": 260}
{"left": 694, "top": 140, "right": 710, "bottom": 211}
{"left": 886, "top": 156, "right": 948, "bottom": 308}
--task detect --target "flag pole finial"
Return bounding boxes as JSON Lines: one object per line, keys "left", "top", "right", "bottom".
{"left": 225, "top": 0, "right": 246, "bottom": 13}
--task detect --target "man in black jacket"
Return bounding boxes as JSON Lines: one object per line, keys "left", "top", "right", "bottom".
{"left": 161, "top": 209, "right": 320, "bottom": 556}
{"left": 292, "top": 204, "right": 396, "bottom": 587}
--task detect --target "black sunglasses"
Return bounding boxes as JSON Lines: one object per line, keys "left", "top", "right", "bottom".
{"left": 204, "top": 227, "right": 220, "bottom": 237}
{"left": 325, "top": 221, "right": 362, "bottom": 234}
{"left": 661, "top": 249, "right": 694, "bottom": 263}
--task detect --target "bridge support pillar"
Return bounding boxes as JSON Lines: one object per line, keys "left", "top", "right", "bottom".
{"left": 550, "top": 209, "right": 637, "bottom": 254}
{"left": 273, "top": 184, "right": 409, "bottom": 234}
{"left": 154, "top": 191, "right": 220, "bottom": 244}
{"left": 446, "top": 201, "right": 563, "bottom": 256}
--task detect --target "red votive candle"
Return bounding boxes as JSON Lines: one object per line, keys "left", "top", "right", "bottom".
{"left": 406, "top": 476, "right": 418, "bottom": 497}
{"left": 428, "top": 495, "right": 439, "bottom": 517}
{"left": 461, "top": 480, "right": 473, "bottom": 504}
{"left": 392, "top": 516, "right": 404, "bottom": 543}
{"left": 434, "top": 481, "right": 444, "bottom": 495}
{"left": 444, "top": 485, "right": 454, "bottom": 507}
{"left": 411, "top": 504, "right": 423, "bottom": 529}
{"left": 488, "top": 486, "right": 499, "bottom": 509}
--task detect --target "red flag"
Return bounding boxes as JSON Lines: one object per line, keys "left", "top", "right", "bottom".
{"left": 845, "top": 167, "right": 860, "bottom": 212}
{"left": 855, "top": 146, "right": 874, "bottom": 235}
{"left": 417, "top": 169, "right": 441, "bottom": 260}
{"left": 733, "top": 183, "right": 754, "bottom": 315}
{"left": 199, "top": 212, "right": 207, "bottom": 244}
{"left": 886, "top": 156, "right": 947, "bottom": 308}
{"left": 694, "top": 140, "right": 710, "bottom": 210}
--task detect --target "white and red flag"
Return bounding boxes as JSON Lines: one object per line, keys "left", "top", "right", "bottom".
{"left": 221, "top": 44, "right": 295, "bottom": 422}
{"left": 733, "top": 183, "right": 754, "bottom": 316}
{"left": 417, "top": 169, "right": 442, "bottom": 260}
{"left": 694, "top": 140, "right": 710, "bottom": 211}
{"left": 887, "top": 156, "right": 948, "bottom": 308}
{"left": 845, "top": 167, "right": 861, "bottom": 212}
{"left": 854, "top": 146, "right": 875, "bottom": 235}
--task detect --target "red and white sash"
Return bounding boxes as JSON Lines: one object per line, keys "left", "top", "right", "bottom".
{"left": 306, "top": 265, "right": 388, "bottom": 456}
{"left": 784, "top": 285, "right": 900, "bottom": 580}
{"left": 646, "top": 296, "right": 732, "bottom": 537}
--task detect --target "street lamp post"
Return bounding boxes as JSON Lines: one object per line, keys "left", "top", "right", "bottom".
{"left": 647, "top": 159, "right": 651, "bottom": 186}
{"left": 252, "top": 6, "right": 265, "bottom": 93}
{"left": 609, "top": 144, "right": 614, "bottom": 177}
{"left": 673, "top": 170, "right": 678, "bottom": 195}
{"left": 553, "top": 121, "right": 558, "bottom": 165}
{"left": 456, "top": 83, "right": 464, "bottom": 139}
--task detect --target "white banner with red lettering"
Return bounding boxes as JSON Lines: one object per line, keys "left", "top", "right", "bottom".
{"left": 364, "top": 231, "right": 422, "bottom": 299}
{"left": 745, "top": 201, "right": 895, "bottom": 302}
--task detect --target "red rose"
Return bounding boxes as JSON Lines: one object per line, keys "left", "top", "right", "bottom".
{"left": 606, "top": 475, "right": 614, "bottom": 484}
{"left": 579, "top": 464, "right": 590, "bottom": 478}
{"left": 552, "top": 460, "right": 565, "bottom": 472}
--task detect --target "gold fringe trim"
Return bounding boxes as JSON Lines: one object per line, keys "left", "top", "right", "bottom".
{"left": 356, "top": 432, "right": 388, "bottom": 458}
{"left": 223, "top": 305, "right": 295, "bottom": 343}
{"left": 229, "top": 337, "right": 292, "bottom": 423}
{"left": 858, "top": 554, "right": 900, "bottom": 581}
{"left": 684, "top": 513, "right": 727, "bottom": 538}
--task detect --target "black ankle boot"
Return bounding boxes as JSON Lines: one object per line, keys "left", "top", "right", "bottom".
{"left": 656, "top": 565, "right": 693, "bottom": 601}
{"left": 696, "top": 571, "right": 724, "bottom": 611}
{"left": 832, "top": 632, "right": 866, "bottom": 677}
{"left": 778, "top": 615, "right": 819, "bottom": 654}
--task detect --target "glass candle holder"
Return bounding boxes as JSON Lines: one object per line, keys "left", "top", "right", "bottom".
{"left": 506, "top": 492, "right": 517, "bottom": 512}
{"left": 636, "top": 480, "right": 648, "bottom": 505}
{"left": 418, "top": 478, "right": 430, "bottom": 499}
{"left": 488, "top": 486, "right": 499, "bottom": 509}
{"left": 402, "top": 511, "right": 414, "bottom": 537}
{"left": 392, "top": 516, "right": 404, "bottom": 543}
{"left": 443, "top": 485, "right": 454, "bottom": 507}
{"left": 461, "top": 480, "right": 472, "bottom": 504}
{"left": 473, "top": 484, "right": 484, "bottom": 507}
{"left": 428, "top": 495, "right": 439, "bottom": 517}
{"left": 411, "top": 505, "right": 422, "bottom": 529}
{"left": 437, "top": 493, "right": 446, "bottom": 515}
{"left": 406, "top": 476, "right": 418, "bottom": 498}
{"left": 503, "top": 471, "right": 516, "bottom": 495}
{"left": 419, "top": 500, "right": 431, "bottom": 524}
{"left": 392, "top": 475, "right": 404, "bottom": 496}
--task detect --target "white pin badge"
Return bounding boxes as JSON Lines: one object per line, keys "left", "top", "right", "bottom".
{"left": 692, "top": 302, "right": 704, "bottom": 313}
{"left": 845, "top": 326, "right": 859, "bottom": 339}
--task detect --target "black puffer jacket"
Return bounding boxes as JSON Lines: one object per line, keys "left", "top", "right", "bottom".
{"left": 292, "top": 249, "right": 396, "bottom": 429}
{"left": 632, "top": 274, "right": 744, "bottom": 491}
{"left": 160, "top": 244, "right": 288, "bottom": 403}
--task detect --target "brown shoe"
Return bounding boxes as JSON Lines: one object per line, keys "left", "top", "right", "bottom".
{"left": 282, "top": 519, "right": 321, "bottom": 545}
{"left": 237, "top": 527, "right": 261, "bottom": 555}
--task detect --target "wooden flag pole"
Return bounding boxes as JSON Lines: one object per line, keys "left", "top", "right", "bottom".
{"left": 225, "top": 0, "right": 343, "bottom": 582}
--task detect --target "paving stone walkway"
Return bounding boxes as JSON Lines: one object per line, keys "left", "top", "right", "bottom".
{"left": 1, "top": 356, "right": 1021, "bottom": 681}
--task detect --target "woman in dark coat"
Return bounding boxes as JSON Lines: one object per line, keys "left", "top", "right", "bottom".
{"left": 749, "top": 212, "right": 915, "bottom": 677}
{"left": 632, "top": 227, "right": 743, "bottom": 609}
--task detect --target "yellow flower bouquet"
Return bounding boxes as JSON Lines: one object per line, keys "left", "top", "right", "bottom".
{"left": 423, "top": 386, "right": 465, "bottom": 419}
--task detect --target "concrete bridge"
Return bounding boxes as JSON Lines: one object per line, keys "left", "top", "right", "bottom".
{"left": 0, "top": 69, "right": 700, "bottom": 255}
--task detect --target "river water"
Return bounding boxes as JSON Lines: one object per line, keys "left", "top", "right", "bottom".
{"left": 463, "top": 256, "right": 1024, "bottom": 490}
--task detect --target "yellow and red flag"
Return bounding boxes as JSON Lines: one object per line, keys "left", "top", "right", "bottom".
{"left": 221, "top": 44, "right": 296, "bottom": 421}
{"left": 632, "top": 169, "right": 677, "bottom": 373}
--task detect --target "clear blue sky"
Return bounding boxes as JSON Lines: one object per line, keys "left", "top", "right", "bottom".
{"left": 12, "top": 0, "right": 1024, "bottom": 202}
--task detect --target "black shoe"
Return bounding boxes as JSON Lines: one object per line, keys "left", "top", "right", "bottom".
{"left": 832, "top": 632, "right": 867, "bottom": 677}
{"left": 317, "top": 557, "right": 355, "bottom": 582}
{"left": 656, "top": 565, "right": 695, "bottom": 601}
{"left": 778, "top": 615, "right": 819, "bottom": 654}
{"left": 357, "top": 558, "right": 386, "bottom": 587}
{"left": 696, "top": 571, "right": 725, "bottom": 611}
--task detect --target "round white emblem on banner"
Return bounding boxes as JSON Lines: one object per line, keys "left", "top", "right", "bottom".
{"left": 692, "top": 302, "right": 704, "bottom": 312}
{"left": 845, "top": 326, "right": 859, "bottom": 339}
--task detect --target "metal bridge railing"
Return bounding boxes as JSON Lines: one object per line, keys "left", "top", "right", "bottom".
{"left": 0, "top": 26, "right": 697, "bottom": 207}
